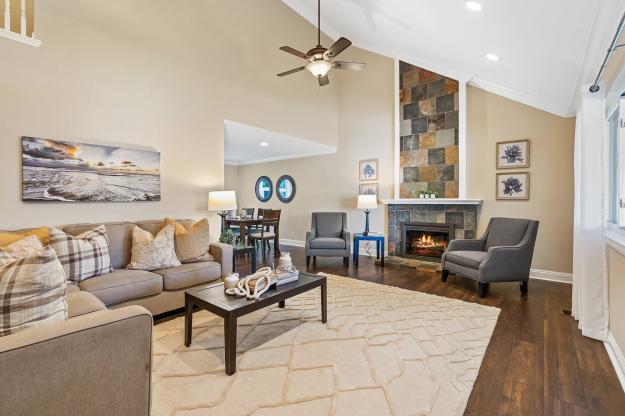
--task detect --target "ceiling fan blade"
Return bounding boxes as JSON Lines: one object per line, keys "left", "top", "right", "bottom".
{"left": 333, "top": 61, "right": 366, "bottom": 71}
{"left": 277, "top": 66, "right": 306, "bottom": 77}
{"left": 325, "top": 37, "right": 352, "bottom": 58}
{"left": 279, "top": 46, "right": 309, "bottom": 59}
{"left": 318, "top": 74, "right": 329, "bottom": 86}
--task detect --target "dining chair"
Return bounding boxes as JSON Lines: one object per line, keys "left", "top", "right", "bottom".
{"left": 249, "top": 209, "right": 281, "bottom": 257}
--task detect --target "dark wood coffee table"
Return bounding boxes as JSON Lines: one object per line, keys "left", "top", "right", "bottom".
{"left": 184, "top": 272, "right": 327, "bottom": 375}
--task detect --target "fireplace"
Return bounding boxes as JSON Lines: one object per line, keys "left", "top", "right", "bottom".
{"left": 400, "top": 222, "right": 455, "bottom": 261}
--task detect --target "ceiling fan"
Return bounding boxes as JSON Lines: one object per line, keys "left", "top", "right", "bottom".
{"left": 277, "top": 0, "right": 366, "bottom": 86}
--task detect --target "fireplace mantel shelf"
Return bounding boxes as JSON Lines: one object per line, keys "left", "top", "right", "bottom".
{"left": 381, "top": 198, "right": 482, "bottom": 205}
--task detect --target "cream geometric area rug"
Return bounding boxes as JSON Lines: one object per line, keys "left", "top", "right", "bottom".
{"left": 152, "top": 274, "right": 500, "bottom": 416}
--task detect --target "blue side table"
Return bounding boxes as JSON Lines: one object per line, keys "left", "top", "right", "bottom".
{"left": 353, "top": 233, "right": 385, "bottom": 267}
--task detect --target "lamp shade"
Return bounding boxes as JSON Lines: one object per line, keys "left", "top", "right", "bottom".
{"left": 357, "top": 194, "right": 377, "bottom": 210}
{"left": 208, "top": 191, "right": 237, "bottom": 211}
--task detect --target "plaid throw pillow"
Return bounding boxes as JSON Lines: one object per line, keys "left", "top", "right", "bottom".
{"left": 49, "top": 225, "right": 113, "bottom": 283}
{"left": 0, "top": 246, "right": 68, "bottom": 337}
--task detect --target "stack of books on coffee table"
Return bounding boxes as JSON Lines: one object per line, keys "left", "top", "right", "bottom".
{"left": 274, "top": 269, "right": 299, "bottom": 286}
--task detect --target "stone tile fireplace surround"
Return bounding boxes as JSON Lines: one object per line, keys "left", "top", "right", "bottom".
{"left": 386, "top": 202, "right": 479, "bottom": 258}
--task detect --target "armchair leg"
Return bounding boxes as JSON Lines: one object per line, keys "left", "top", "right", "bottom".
{"left": 478, "top": 282, "right": 489, "bottom": 298}
{"left": 313, "top": 256, "right": 317, "bottom": 267}
{"left": 306, "top": 256, "right": 311, "bottom": 267}
{"left": 520, "top": 281, "right": 528, "bottom": 294}
{"left": 343, "top": 257, "right": 349, "bottom": 267}
{"left": 441, "top": 269, "right": 449, "bottom": 282}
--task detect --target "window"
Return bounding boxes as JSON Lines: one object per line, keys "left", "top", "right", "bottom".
{"left": 608, "top": 95, "right": 625, "bottom": 226}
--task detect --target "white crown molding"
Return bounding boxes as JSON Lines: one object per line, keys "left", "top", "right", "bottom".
{"left": 605, "top": 331, "right": 625, "bottom": 393}
{"left": 469, "top": 77, "right": 574, "bottom": 118}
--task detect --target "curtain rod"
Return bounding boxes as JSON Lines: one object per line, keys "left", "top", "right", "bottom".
{"left": 589, "top": 10, "right": 625, "bottom": 93}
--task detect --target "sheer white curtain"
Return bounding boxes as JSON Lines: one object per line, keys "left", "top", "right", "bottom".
{"left": 572, "top": 86, "right": 609, "bottom": 341}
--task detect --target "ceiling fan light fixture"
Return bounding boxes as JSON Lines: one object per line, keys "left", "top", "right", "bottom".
{"left": 307, "top": 61, "right": 332, "bottom": 77}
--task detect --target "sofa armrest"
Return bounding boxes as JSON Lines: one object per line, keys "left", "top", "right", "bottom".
{"left": 343, "top": 231, "right": 352, "bottom": 251}
{"left": 480, "top": 245, "right": 533, "bottom": 282}
{"left": 0, "top": 306, "right": 152, "bottom": 416}
{"left": 210, "top": 242, "right": 233, "bottom": 276}
{"left": 446, "top": 238, "right": 485, "bottom": 252}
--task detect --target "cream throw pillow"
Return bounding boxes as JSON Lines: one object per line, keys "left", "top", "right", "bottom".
{"left": 127, "top": 224, "right": 181, "bottom": 271}
{"left": 0, "top": 235, "right": 43, "bottom": 259}
{"left": 0, "top": 246, "right": 68, "bottom": 336}
{"left": 164, "top": 218, "right": 214, "bottom": 263}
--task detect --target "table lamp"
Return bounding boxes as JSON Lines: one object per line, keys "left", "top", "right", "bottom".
{"left": 357, "top": 194, "right": 378, "bottom": 236}
{"left": 208, "top": 191, "right": 237, "bottom": 232}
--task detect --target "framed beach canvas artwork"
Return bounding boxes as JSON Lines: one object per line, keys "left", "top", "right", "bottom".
{"left": 22, "top": 137, "right": 161, "bottom": 202}
{"left": 496, "top": 172, "right": 529, "bottom": 200}
{"left": 359, "top": 183, "right": 378, "bottom": 196}
{"left": 359, "top": 159, "right": 378, "bottom": 181}
{"left": 496, "top": 139, "right": 530, "bottom": 169}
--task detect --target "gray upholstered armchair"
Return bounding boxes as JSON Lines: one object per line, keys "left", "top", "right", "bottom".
{"left": 441, "top": 217, "right": 539, "bottom": 297}
{"left": 306, "top": 212, "right": 351, "bottom": 267}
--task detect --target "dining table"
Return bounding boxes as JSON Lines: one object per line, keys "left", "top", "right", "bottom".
{"left": 225, "top": 217, "right": 280, "bottom": 256}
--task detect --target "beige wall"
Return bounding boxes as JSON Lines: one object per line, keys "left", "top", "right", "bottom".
{"left": 0, "top": 0, "right": 339, "bottom": 236}
{"left": 467, "top": 86, "right": 575, "bottom": 273}
{"left": 231, "top": 47, "right": 395, "bottom": 242}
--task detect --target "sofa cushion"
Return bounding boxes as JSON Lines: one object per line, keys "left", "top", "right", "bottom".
{"left": 66, "top": 291, "right": 106, "bottom": 318}
{"left": 314, "top": 213, "right": 344, "bottom": 238}
{"left": 64, "top": 222, "right": 135, "bottom": 270}
{"left": 63, "top": 219, "right": 196, "bottom": 270}
{"left": 485, "top": 218, "right": 529, "bottom": 249}
{"left": 49, "top": 226, "right": 113, "bottom": 283}
{"left": 0, "top": 246, "right": 67, "bottom": 336}
{"left": 164, "top": 218, "right": 214, "bottom": 263}
{"left": 154, "top": 261, "right": 221, "bottom": 291}
{"left": 78, "top": 269, "right": 162, "bottom": 306}
{"left": 67, "top": 283, "right": 80, "bottom": 293}
{"left": 445, "top": 251, "right": 487, "bottom": 269}
{"left": 0, "top": 227, "right": 49, "bottom": 246}
{"left": 310, "top": 237, "right": 346, "bottom": 249}
{"left": 127, "top": 224, "right": 181, "bottom": 271}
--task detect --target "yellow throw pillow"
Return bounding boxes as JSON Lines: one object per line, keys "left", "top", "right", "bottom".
{"left": 0, "top": 227, "right": 50, "bottom": 247}
{"left": 164, "top": 218, "right": 214, "bottom": 263}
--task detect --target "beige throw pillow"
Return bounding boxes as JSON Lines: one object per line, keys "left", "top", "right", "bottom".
{"left": 164, "top": 218, "right": 214, "bottom": 263}
{"left": 0, "top": 246, "right": 68, "bottom": 337}
{"left": 127, "top": 224, "right": 181, "bottom": 271}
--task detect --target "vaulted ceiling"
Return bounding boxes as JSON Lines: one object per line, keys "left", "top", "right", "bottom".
{"left": 282, "top": 0, "right": 625, "bottom": 117}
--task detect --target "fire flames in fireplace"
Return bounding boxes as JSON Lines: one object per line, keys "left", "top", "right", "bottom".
{"left": 409, "top": 233, "right": 447, "bottom": 257}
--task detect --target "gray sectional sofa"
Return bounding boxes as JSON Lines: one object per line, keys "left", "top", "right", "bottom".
{"left": 63, "top": 219, "right": 233, "bottom": 315}
{"left": 0, "top": 218, "right": 233, "bottom": 415}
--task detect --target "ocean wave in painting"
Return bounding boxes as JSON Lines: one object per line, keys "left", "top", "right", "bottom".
{"left": 21, "top": 137, "right": 161, "bottom": 202}
{"left": 23, "top": 166, "right": 161, "bottom": 202}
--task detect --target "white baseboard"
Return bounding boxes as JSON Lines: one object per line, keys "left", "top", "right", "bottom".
{"left": 529, "top": 269, "right": 573, "bottom": 284}
{"left": 605, "top": 332, "right": 625, "bottom": 393}
{"left": 281, "top": 240, "right": 573, "bottom": 281}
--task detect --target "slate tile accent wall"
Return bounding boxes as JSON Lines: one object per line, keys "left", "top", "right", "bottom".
{"left": 386, "top": 204, "right": 478, "bottom": 257}
{"left": 399, "top": 61, "right": 460, "bottom": 198}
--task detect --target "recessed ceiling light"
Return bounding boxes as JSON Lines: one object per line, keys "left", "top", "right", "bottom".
{"left": 259, "top": 142, "right": 269, "bottom": 147}
{"left": 485, "top": 53, "right": 499, "bottom": 62}
{"left": 465, "top": 1, "right": 483, "bottom": 12}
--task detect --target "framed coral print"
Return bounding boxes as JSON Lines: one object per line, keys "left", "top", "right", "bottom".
{"left": 359, "top": 159, "right": 378, "bottom": 181}
{"left": 496, "top": 172, "right": 529, "bottom": 200}
{"left": 496, "top": 139, "right": 530, "bottom": 169}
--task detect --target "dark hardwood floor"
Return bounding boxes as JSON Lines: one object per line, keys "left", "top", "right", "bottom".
{"left": 162, "top": 244, "right": 625, "bottom": 416}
